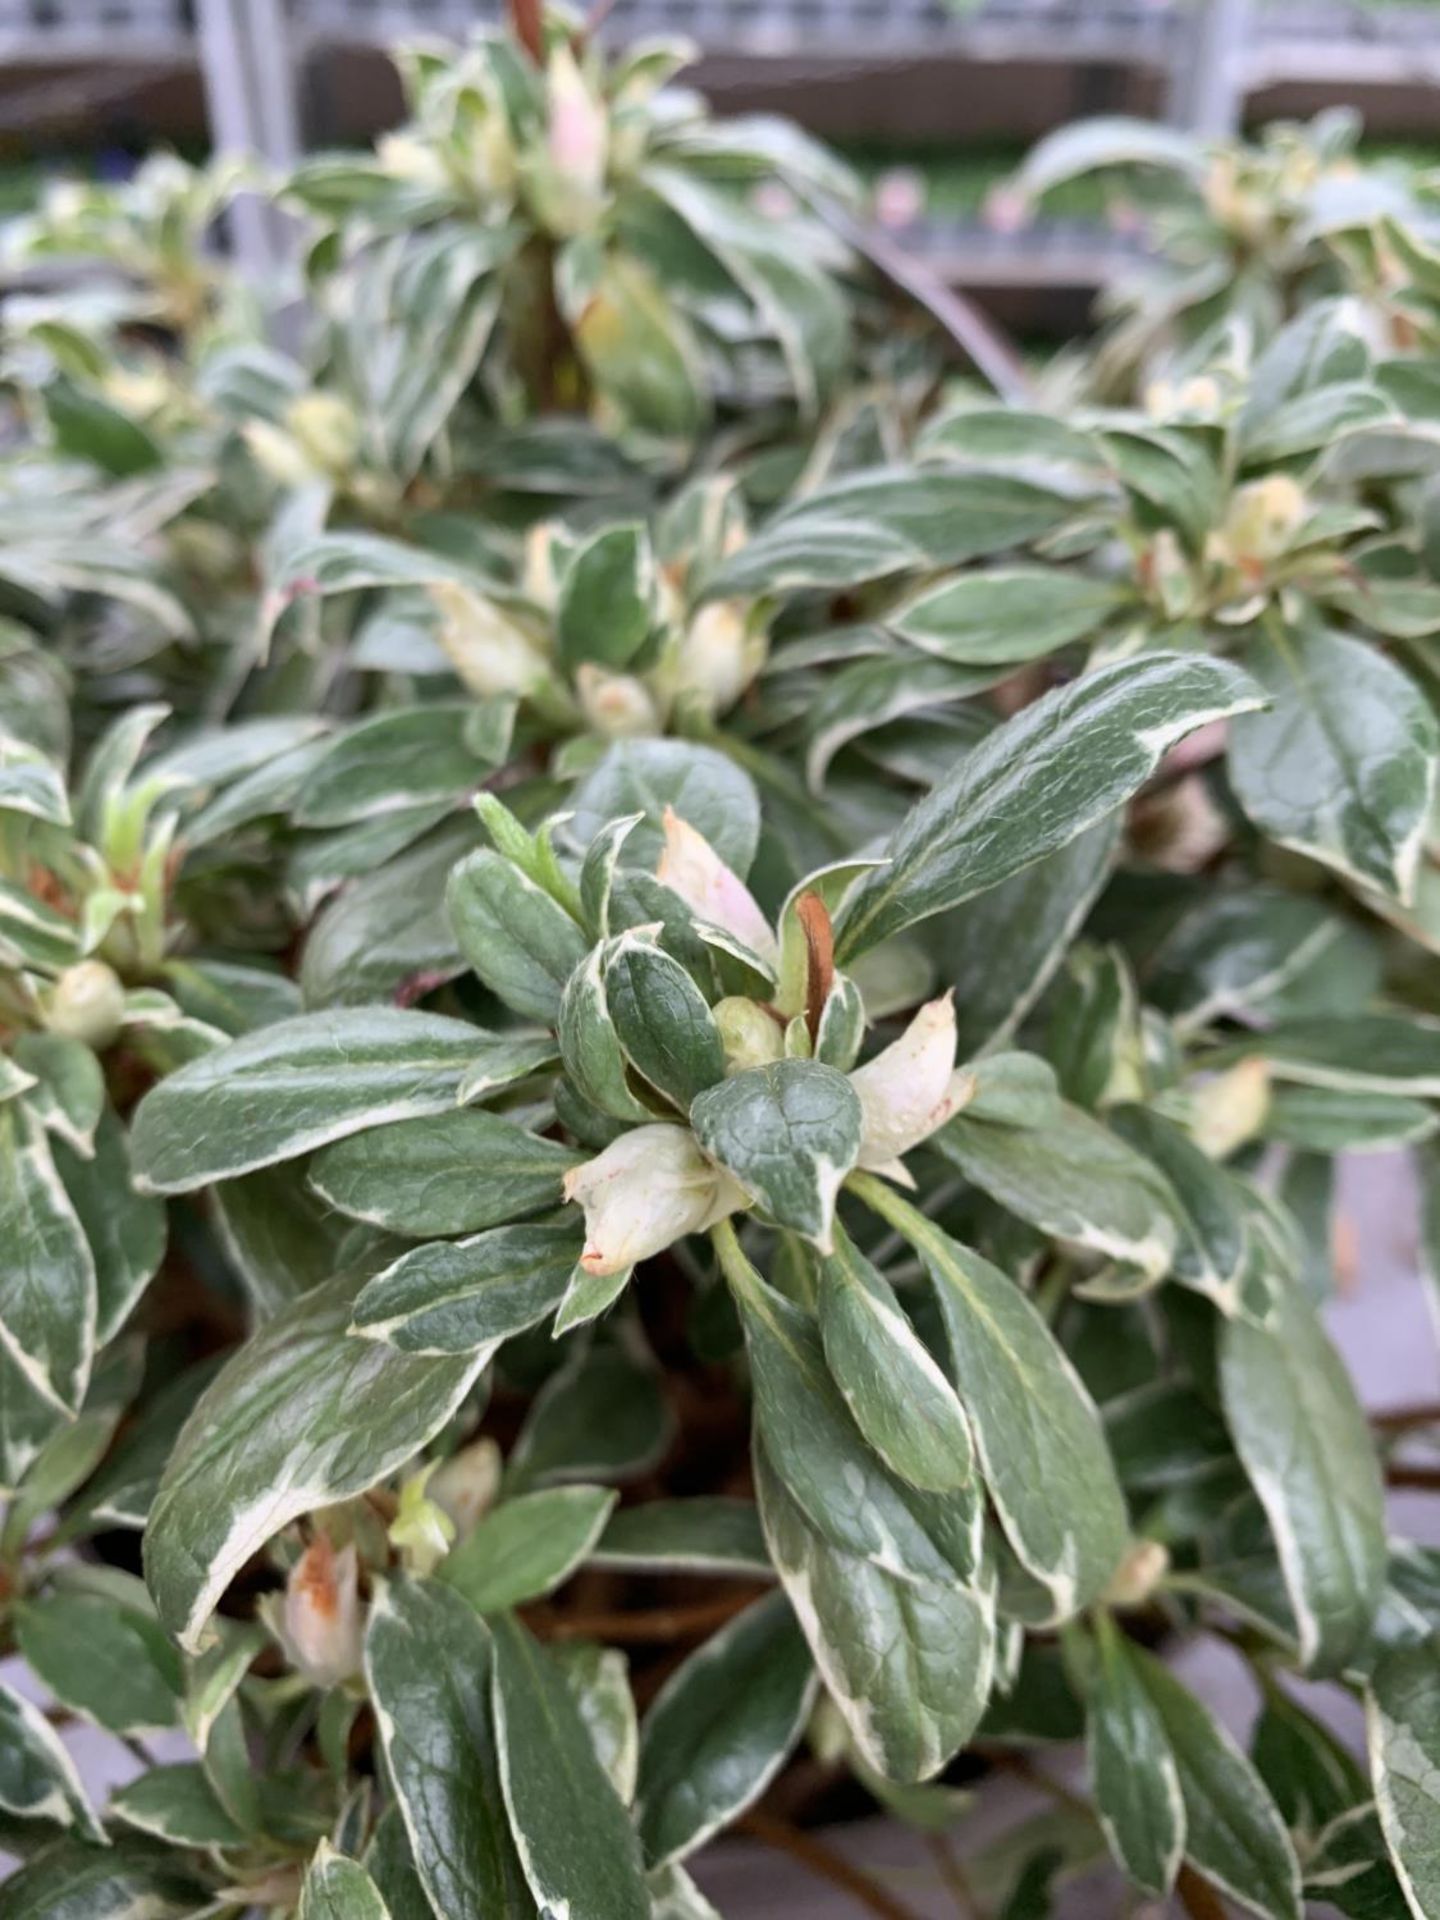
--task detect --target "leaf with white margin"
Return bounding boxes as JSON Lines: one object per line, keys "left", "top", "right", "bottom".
{"left": 754, "top": 1441, "right": 994, "bottom": 1784}
{"left": 1228, "top": 624, "right": 1438, "bottom": 904}
{"left": 636, "top": 1591, "right": 816, "bottom": 1867}
{"left": 856, "top": 1177, "right": 1126, "bottom": 1621}
{"left": 365, "top": 1578, "right": 534, "bottom": 1920}
{"left": 835, "top": 653, "right": 1264, "bottom": 961}
{"left": 144, "top": 1271, "right": 489, "bottom": 1649}
{"left": 131, "top": 1007, "right": 553, "bottom": 1192}
{"left": 1367, "top": 1637, "right": 1440, "bottom": 1920}
{"left": 1136, "top": 1648, "right": 1302, "bottom": 1920}
{"left": 0, "top": 1097, "right": 96, "bottom": 1416}
{"left": 298, "top": 1842, "right": 392, "bottom": 1920}
{"left": 1088, "top": 1614, "right": 1185, "bottom": 1899}
{"left": 350, "top": 1221, "right": 584, "bottom": 1354}
{"left": 1212, "top": 1014, "right": 1440, "bottom": 1099}
{"left": 1221, "top": 1277, "right": 1386, "bottom": 1676}
{"left": 935, "top": 1101, "right": 1180, "bottom": 1281}
{"left": 817, "top": 1223, "right": 975, "bottom": 1493}
{"left": 690, "top": 1060, "right": 862, "bottom": 1251}
{"left": 0, "top": 1674, "right": 105, "bottom": 1842}
{"left": 490, "top": 1613, "right": 651, "bottom": 1920}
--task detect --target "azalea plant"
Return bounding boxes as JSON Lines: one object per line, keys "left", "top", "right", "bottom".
{"left": 0, "top": 16, "right": 1439, "bottom": 1920}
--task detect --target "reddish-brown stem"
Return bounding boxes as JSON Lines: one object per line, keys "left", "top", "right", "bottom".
{"left": 796, "top": 891, "right": 835, "bottom": 1044}
{"left": 509, "top": 0, "right": 545, "bottom": 62}
{"left": 736, "top": 1811, "right": 924, "bottom": 1920}
{"left": 531, "top": 1592, "right": 759, "bottom": 1643}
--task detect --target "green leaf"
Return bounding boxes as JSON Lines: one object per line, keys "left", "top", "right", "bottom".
{"left": 52, "top": 1108, "right": 165, "bottom": 1343}
{"left": 723, "top": 1245, "right": 980, "bottom": 1588}
{"left": 1228, "top": 625, "right": 1439, "bottom": 903}
{"left": 836, "top": 653, "right": 1263, "bottom": 961}
{"left": 11, "top": 1035, "right": 103, "bottom": 1159}
{"left": 558, "top": 944, "right": 658, "bottom": 1124}
{"left": 591, "top": 1498, "right": 771, "bottom": 1578}
{"left": 490, "top": 1613, "right": 651, "bottom": 1920}
{"left": 508, "top": 1345, "right": 672, "bottom": 1489}
{"left": 565, "top": 739, "right": 761, "bottom": 876}
{"left": 1135, "top": 1648, "right": 1302, "bottom": 1920}
{"left": 690, "top": 1061, "right": 862, "bottom": 1249}
{"left": 894, "top": 568, "right": 1127, "bottom": 666}
{"left": 298, "top": 1843, "right": 392, "bottom": 1920}
{"left": 0, "top": 1835, "right": 210, "bottom": 1919}
{"left": 936, "top": 1103, "right": 1179, "bottom": 1281}
{"left": 1264, "top": 1084, "right": 1437, "bottom": 1152}
{"left": 364, "top": 1579, "right": 534, "bottom": 1920}
{"left": 942, "top": 819, "right": 1118, "bottom": 1058}
{"left": 1221, "top": 1014, "right": 1440, "bottom": 1098}
{"left": 144, "top": 1272, "right": 487, "bottom": 1648}
{"left": 557, "top": 523, "right": 655, "bottom": 671}
{"left": 603, "top": 937, "right": 725, "bottom": 1111}
{"left": 817, "top": 1223, "right": 975, "bottom": 1493}
{"left": 0, "top": 1099, "right": 95, "bottom": 1416}
{"left": 636, "top": 1592, "right": 815, "bottom": 1867}
{"left": 1220, "top": 1279, "right": 1386, "bottom": 1674}
{"left": 0, "top": 1676, "right": 103, "bottom": 1841}
{"left": 551, "top": 1262, "right": 632, "bottom": 1334}
{"left": 109, "top": 1764, "right": 246, "bottom": 1849}
{"left": 442, "top": 1486, "right": 617, "bottom": 1614}
{"left": 0, "top": 735, "right": 69, "bottom": 826}
{"left": 1109, "top": 1104, "right": 1249, "bottom": 1312}
{"left": 754, "top": 1441, "right": 994, "bottom": 1783}
{"left": 131, "top": 1008, "right": 551, "bottom": 1192}
{"left": 447, "top": 849, "right": 589, "bottom": 1023}
{"left": 710, "top": 465, "right": 1095, "bottom": 598}
{"left": 310, "top": 1109, "right": 579, "bottom": 1236}
{"left": 1146, "top": 886, "right": 1366, "bottom": 1030}
{"left": 859, "top": 1182, "right": 1127, "bottom": 1620}
{"left": 803, "top": 653, "right": 1001, "bottom": 793}
{"left": 554, "top": 1643, "right": 638, "bottom": 1803}
{"left": 1368, "top": 1637, "right": 1440, "bottom": 1920}
{"left": 350, "top": 1221, "right": 584, "bottom": 1354}
{"left": 366, "top": 1809, "right": 432, "bottom": 1920}
{"left": 15, "top": 1589, "right": 181, "bottom": 1735}
{"left": 212, "top": 1160, "right": 389, "bottom": 1322}
{"left": 1088, "top": 1615, "right": 1184, "bottom": 1898}
{"left": 296, "top": 704, "right": 505, "bottom": 828}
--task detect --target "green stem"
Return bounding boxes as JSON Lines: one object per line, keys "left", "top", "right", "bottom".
{"left": 710, "top": 1214, "right": 761, "bottom": 1304}
{"left": 848, "top": 1168, "right": 930, "bottom": 1245}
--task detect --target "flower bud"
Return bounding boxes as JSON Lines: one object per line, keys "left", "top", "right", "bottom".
{"left": 285, "top": 393, "right": 362, "bottom": 476}
{"left": 669, "top": 602, "right": 767, "bottom": 718}
{"left": 388, "top": 1464, "right": 456, "bottom": 1577}
{"left": 44, "top": 960, "right": 126, "bottom": 1050}
{"left": 1189, "top": 1057, "right": 1270, "bottom": 1161}
{"left": 429, "top": 581, "right": 549, "bottom": 699}
{"left": 426, "top": 1437, "right": 502, "bottom": 1540}
{"left": 242, "top": 419, "right": 314, "bottom": 489}
{"left": 714, "top": 996, "right": 785, "bottom": 1074}
{"left": 282, "top": 1535, "right": 363, "bottom": 1687}
{"left": 575, "top": 664, "right": 660, "bottom": 738}
{"left": 525, "top": 47, "right": 608, "bottom": 238}
{"left": 1102, "top": 1538, "right": 1170, "bottom": 1609}
{"left": 1222, "top": 475, "right": 1307, "bottom": 566}
{"left": 849, "top": 993, "right": 976, "bottom": 1179}
{"left": 563, "top": 1122, "right": 747, "bottom": 1276}
{"left": 656, "top": 808, "right": 778, "bottom": 966}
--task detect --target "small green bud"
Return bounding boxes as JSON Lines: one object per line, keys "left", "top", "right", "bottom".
{"left": 713, "top": 996, "right": 784, "bottom": 1074}
{"left": 44, "top": 960, "right": 126, "bottom": 1050}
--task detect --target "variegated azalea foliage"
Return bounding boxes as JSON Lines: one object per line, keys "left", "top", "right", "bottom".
{"left": 1, "top": 19, "right": 1439, "bottom": 1919}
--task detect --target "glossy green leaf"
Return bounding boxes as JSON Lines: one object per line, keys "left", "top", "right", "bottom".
{"left": 817, "top": 1223, "right": 975, "bottom": 1493}
{"left": 131, "top": 1008, "right": 551, "bottom": 1191}
{"left": 490, "top": 1613, "right": 651, "bottom": 1920}
{"left": 894, "top": 568, "right": 1127, "bottom": 666}
{"left": 565, "top": 739, "right": 760, "bottom": 876}
{"left": 311, "top": 1109, "right": 579, "bottom": 1235}
{"left": 603, "top": 937, "right": 725, "bottom": 1111}
{"left": 836, "top": 653, "right": 1263, "bottom": 960}
{"left": 52, "top": 1108, "right": 165, "bottom": 1343}
{"left": 350, "top": 1221, "right": 584, "bottom": 1354}
{"left": 1368, "top": 1637, "right": 1440, "bottom": 1920}
{"left": 15, "top": 1589, "right": 181, "bottom": 1735}
{"left": 109, "top": 1764, "right": 246, "bottom": 1850}
{"left": 557, "top": 523, "right": 655, "bottom": 670}
{"left": 591, "top": 1498, "right": 771, "bottom": 1578}
{"left": 0, "top": 1677, "right": 103, "bottom": 1842}
{"left": 691, "top": 1061, "right": 862, "bottom": 1249}
{"left": 442, "top": 1486, "right": 617, "bottom": 1613}
{"left": 0, "top": 1099, "right": 95, "bottom": 1416}
{"left": 447, "top": 848, "right": 589, "bottom": 1023}
{"left": 295, "top": 703, "right": 504, "bottom": 828}
{"left": 365, "top": 1579, "right": 534, "bottom": 1920}
{"left": 636, "top": 1592, "right": 815, "bottom": 1866}
{"left": 145, "top": 1272, "right": 487, "bottom": 1648}
{"left": 298, "top": 1844, "right": 392, "bottom": 1920}
{"left": 1088, "top": 1615, "right": 1184, "bottom": 1898}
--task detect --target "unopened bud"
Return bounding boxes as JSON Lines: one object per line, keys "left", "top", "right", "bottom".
{"left": 1223, "top": 475, "right": 1307, "bottom": 566}
{"left": 286, "top": 393, "right": 362, "bottom": 476}
{"left": 670, "top": 602, "right": 767, "bottom": 718}
{"left": 575, "top": 664, "right": 660, "bottom": 738}
{"left": 714, "top": 996, "right": 785, "bottom": 1074}
{"left": 44, "top": 960, "right": 125, "bottom": 1050}
{"left": 389, "top": 1465, "right": 456, "bottom": 1576}
{"left": 1190, "top": 1056, "right": 1271, "bottom": 1161}
{"left": 426, "top": 1437, "right": 502, "bottom": 1540}
{"left": 429, "top": 582, "right": 548, "bottom": 699}
{"left": 282, "top": 1535, "right": 363, "bottom": 1686}
{"left": 1102, "top": 1538, "right": 1170, "bottom": 1609}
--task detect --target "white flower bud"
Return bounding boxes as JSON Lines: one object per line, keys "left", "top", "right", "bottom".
{"left": 426, "top": 1437, "right": 502, "bottom": 1540}
{"left": 575, "top": 663, "right": 660, "bottom": 738}
{"left": 1102, "top": 1537, "right": 1171, "bottom": 1609}
{"left": 563, "top": 1123, "right": 747, "bottom": 1276}
{"left": 44, "top": 960, "right": 126, "bottom": 1050}
{"left": 669, "top": 602, "right": 767, "bottom": 718}
{"left": 655, "top": 808, "right": 778, "bottom": 966}
{"left": 282, "top": 1536, "right": 363, "bottom": 1687}
{"left": 1222, "top": 475, "right": 1307, "bottom": 566}
{"left": 242, "top": 419, "right": 314, "bottom": 489}
{"left": 849, "top": 993, "right": 976, "bottom": 1180}
{"left": 285, "top": 393, "right": 362, "bottom": 476}
{"left": 429, "top": 581, "right": 549, "bottom": 699}
{"left": 1189, "top": 1057, "right": 1271, "bottom": 1161}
